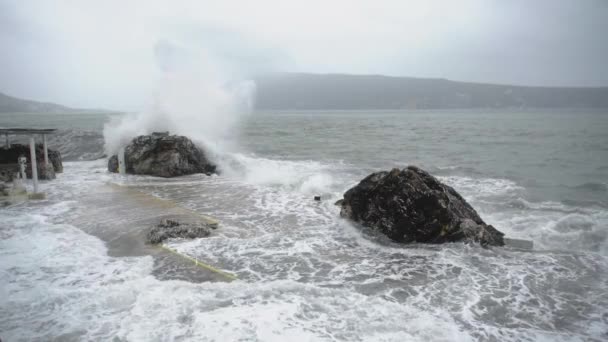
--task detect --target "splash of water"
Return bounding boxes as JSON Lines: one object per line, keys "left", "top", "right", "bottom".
{"left": 103, "top": 40, "right": 255, "bottom": 157}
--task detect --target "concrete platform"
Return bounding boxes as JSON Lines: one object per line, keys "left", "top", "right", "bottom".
{"left": 65, "top": 182, "right": 234, "bottom": 283}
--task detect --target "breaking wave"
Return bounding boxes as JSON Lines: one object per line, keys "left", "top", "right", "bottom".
{"left": 572, "top": 181, "right": 608, "bottom": 193}
{"left": 4, "top": 162, "right": 608, "bottom": 341}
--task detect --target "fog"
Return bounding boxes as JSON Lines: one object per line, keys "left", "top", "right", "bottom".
{"left": 0, "top": 0, "right": 607, "bottom": 110}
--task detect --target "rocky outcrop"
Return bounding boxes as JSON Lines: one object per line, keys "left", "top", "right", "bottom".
{"left": 47, "top": 149, "right": 63, "bottom": 173}
{"left": 146, "top": 219, "right": 215, "bottom": 244}
{"left": 108, "top": 155, "right": 118, "bottom": 173}
{"left": 0, "top": 144, "right": 63, "bottom": 180}
{"left": 338, "top": 166, "right": 505, "bottom": 246}
{"left": 108, "top": 132, "right": 217, "bottom": 178}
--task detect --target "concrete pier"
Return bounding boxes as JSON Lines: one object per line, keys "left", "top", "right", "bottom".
{"left": 64, "top": 181, "right": 228, "bottom": 283}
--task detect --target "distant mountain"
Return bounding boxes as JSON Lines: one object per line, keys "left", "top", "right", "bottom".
{"left": 255, "top": 73, "right": 608, "bottom": 110}
{"left": 0, "top": 92, "right": 75, "bottom": 113}
{"left": 0, "top": 92, "right": 115, "bottom": 113}
{"left": 5, "top": 73, "right": 608, "bottom": 112}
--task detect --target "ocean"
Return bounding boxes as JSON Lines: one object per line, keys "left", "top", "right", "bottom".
{"left": 1, "top": 109, "right": 607, "bottom": 341}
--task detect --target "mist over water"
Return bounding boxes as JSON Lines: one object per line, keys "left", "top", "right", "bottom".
{"left": 103, "top": 40, "right": 256, "bottom": 157}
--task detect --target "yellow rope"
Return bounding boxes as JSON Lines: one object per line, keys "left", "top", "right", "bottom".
{"left": 158, "top": 244, "right": 238, "bottom": 281}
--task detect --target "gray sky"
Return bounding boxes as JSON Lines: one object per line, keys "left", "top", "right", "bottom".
{"left": 1, "top": 0, "right": 607, "bottom": 110}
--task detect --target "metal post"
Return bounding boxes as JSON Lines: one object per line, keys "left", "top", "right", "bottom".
{"left": 43, "top": 134, "right": 49, "bottom": 166}
{"left": 29, "top": 136, "right": 38, "bottom": 193}
{"left": 4, "top": 133, "right": 8, "bottom": 148}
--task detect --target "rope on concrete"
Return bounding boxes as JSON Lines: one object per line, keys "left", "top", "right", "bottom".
{"left": 158, "top": 244, "right": 238, "bottom": 281}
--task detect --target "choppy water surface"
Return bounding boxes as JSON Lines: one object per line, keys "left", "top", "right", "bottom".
{"left": 1, "top": 109, "right": 607, "bottom": 341}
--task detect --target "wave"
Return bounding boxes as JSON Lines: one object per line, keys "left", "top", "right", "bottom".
{"left": 540, "top": 213, "right": 608, "bottom": 253}
{"left": 13, "top": 130, "right": 608, "bottom": 257}
{"left": 438, "top": 175, "right": 524, "bottom": 200}
{"left": 213, "top": 152, "right": 345, "bottom": 196}
{"left": 506, "top": 197, "right": 598, "bottom": 214}
{"left": 484, "top": 197, "right": 608, "bottom": 254}
{"left": 0, "top": 199, "right": 470, "bottom": 342}
{"left": 571, "top": 181, "right": 608, "bottom": 193}
{"left": 429, "top": 165, "right": 484, "bottom": 176}
{"left": 3, "top": 160, "right": 608, "bottom": 341}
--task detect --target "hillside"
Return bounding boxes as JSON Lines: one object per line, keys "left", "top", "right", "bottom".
{"left": 255, "top": 73, "right": 608, "bottom": 110}
{"left": 0, "top": 92, "right": 80, "bottom": 113}
{"left": 4, "top": 74, "right": 608, "bottom": 112}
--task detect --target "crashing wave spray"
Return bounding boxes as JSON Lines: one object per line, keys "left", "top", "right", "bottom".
{"left": 102, "top": 39, "right": 333, "bottom": 194}
{"left": 103, "top": 39, "right": 255, "bottom": 158}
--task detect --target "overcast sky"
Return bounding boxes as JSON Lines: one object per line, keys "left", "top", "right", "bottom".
{"left": 1, "top": 0, "right": 607, "bottom": 110}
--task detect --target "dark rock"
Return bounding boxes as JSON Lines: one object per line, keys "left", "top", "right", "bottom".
{"left": 40, "top": 164, "right": 55, "bottom": 180}
{"left": 0, "top": 164, "right": 17, "bottom": 182}
{"left": 146, "top": 219, "right": 213, "bottom": 244}
{"left": 0, "top": 144, "right": 63, "bottom": 180}
{"left": 108, "top": 155, "right": 118, "bottom": 173}
{"left": 108, "top": 133, "right": 217, "bottom": 177}
{"left": 48, "top": 149, "right": 63, "bottom": 173}
{"left": 338, "top": 166, "right": 505, "bottom": 246}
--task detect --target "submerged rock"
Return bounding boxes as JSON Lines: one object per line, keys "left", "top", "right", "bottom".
{"left": 338, "top": 166, "right": 505, "bottom": 246}
{"left": 108, "top": 132, "right": 217, "bottom": 178}
{"left": 107, "top": 155, "right": 118, "bottom": 174}
{"left": 146, "top": 219, "right": 215, "bottom": 244}
{"left": 0, "top": 144, "right": 63, "bottom": 180}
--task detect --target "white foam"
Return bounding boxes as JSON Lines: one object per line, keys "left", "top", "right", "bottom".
{"left": 480, "top": 196, "right": 608, "bottom": 253}
{"left": 220, "top": 153, "right": 328, "bottom": 186}
{"left": 1, "top": 206, "right": 476, "bottom": 341}
{"left": 0, "top": 207, "right": 154, "bottom": 341}
{"left": 3, "top": 157, "right": 608, "bottom": 341}
{"left": 439, "top": 175, "right": 524, "bottom": 200}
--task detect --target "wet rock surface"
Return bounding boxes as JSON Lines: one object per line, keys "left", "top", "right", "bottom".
{"left": 146, "top": 219, "right": 215, "bottom": 244}
{"left": 108, "top": 132, "right": 217, "bottom": 178}
{"left": 338, "top": 166, "right": 505, "bottom": 246}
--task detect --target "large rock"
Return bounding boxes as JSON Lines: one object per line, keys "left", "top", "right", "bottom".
{"left": 338, "top": 166, "right": 505, "bottom": 246}
{"left": 108, "top": 132, "right": 217, "bottom": 178}
{"left": 0, "top": 144, "right": 62, "bottom": 180}
{"left": 146, "top": 219, "right": 214, "bottom": 244}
